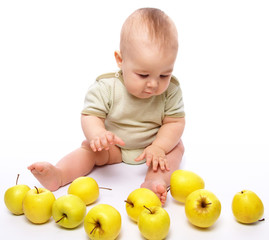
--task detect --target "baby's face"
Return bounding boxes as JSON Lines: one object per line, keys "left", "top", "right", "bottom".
{"left": 117, "top": 38, "right": 177, "bottom": 99}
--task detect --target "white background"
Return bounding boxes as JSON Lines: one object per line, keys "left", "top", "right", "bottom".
{"left": 0, "top": 0, "right": 268, "bottom": 239}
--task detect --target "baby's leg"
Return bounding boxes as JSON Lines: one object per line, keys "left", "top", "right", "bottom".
{"left": 28, "top": 140, "right": 122, "bottom": 191}
{"left": 141, "top": 140, "right": 184, "bottom": 205}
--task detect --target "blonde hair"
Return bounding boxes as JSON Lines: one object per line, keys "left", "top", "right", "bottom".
{"left": 120, "top": 8, "right": 178, "bottom": 56}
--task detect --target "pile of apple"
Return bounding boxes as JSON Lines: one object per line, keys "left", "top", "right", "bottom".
{"left": 4, "top": 175, "right": 121, "bottom": 239}
{"left": 125, "top": 188, "right": 170, "bottom": 239}
{"left": 169, "top": 170, "right": 265, "bottom": 227}
{"left": 4, "top": 170, "right": 265, "bottom": 240}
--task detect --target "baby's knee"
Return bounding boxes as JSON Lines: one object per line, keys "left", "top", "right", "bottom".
{"left": 81, "top": 140, "right": 109, "bottom": 166}
{"left": 81, "top": 140, "right": 91, "bottom": 150}
{"left": 176, "top": 139, "right": 185, "bottom": 155}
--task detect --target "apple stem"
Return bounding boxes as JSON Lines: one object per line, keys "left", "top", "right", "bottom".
{"left": 99, "top": 187, "right": 112, "bottom": 191}
{"left": 201, "top": 201, "right": 212, "bottom": 208}
{"left": 258, "top": 218, "right": 265, "bottom": 222}
{"left": 16, "top": 174, "right": 20, "bottom": 185}
{"left": 143, "top": 205, "right": 153, "bottom": 214}
{"left": 124, "top": 200, "right": 134, "bottom": 207}
{"left": 90, "top": 226, "right": 97, "bottom": 235}
{"left": 34, "top": 186, "right": 39, "bottom": 194}
{"left": 56, "top": 214, "right": 67, "bottom": 223}
{"left": 90, "top": 221, "right": 101, "bottom": 234}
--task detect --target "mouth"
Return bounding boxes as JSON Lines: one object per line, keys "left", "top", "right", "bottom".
{"left": 143, "top": 90, "right": 154, "bottom": 95}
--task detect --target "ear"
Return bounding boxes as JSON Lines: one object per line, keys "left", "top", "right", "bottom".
{"left": 114, "top": 51, "right": 123, "bottom": 68}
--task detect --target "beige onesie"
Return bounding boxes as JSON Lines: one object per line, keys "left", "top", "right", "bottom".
{"left": 81, "top": 71, "right": 185, "bottom": 164}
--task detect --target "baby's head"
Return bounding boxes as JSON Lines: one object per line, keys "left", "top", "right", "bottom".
{"left": 119, "top": 8, "right": 178, "bottom": 58}
{"left": 115, "top": 8, "right": 179, "bottom": 98}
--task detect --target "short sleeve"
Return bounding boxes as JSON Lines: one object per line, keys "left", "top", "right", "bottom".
{"left": 81, "top": 79, "right": 112, "bottom": 118}
{"left": 164, "top": 77, "right": 185, "bottom": 117}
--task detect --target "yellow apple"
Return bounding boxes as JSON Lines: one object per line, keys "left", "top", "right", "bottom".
{"left": 4, "top": 174, "right": 30, "bottom": 215}
{"left": 232, "top": 190, "right": 264, "bottom": 224}
{"left": 52, "top": 194, "right": 86, "bottom": 229}
{"left": 23, "top": 187, "right": 56, "bottom": 224}
{"left": 125, "top": 188, "right": 162, "bottom": 222}
{"left": 84, "top": 204, "right": 121, "bottom": 240}
{"left": 185, "top": 189, "right": 221, "bottom": 228}
{"left": 68, "top": 176, "right": 102, "bottom": 205}
{"left": 170, "top": 169, "right": 205, "bottom": 203}
{"left": 138, "top": 206, "right": 170, "bottom": 240}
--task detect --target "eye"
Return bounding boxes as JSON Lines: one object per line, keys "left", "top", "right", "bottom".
{"left": 137, "top": 73, "right": 149, "bottom": 78}
{"left": 160, "top": 75, "right": 170, "bottom": 78}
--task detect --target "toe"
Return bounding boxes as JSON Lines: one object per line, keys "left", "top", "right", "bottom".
{"left": 156, "top": 184, "right": 166, "bottom": 195}
{"left": 156, "top": 184, "right": 167, "bottom": 205}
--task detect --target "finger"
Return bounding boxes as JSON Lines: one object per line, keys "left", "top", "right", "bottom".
{"left": 152, "top": 157, "right": 159, "bottom": 171}
{"left": 106, "top": 132, "right": 114, "bottom": 145}
{"left": 114, "top": 135, "right": 125, "bottom": 146}
{"left": 100, "top": 135, "right": 109, "bottom": 150}
{"left": 135, "top": 151, "right": 146, "bottom": 162}
{"left": 165, "top": 159, "right": 170, "bottom": 171}
{"left": 159, "top": 158, "right": 166, "bottom": 171}
{"left": 146, "top": 154, "right": 153, "bottom": 168}
{"left": 94, "top": 138, "right": 103, "bottom": 151}
{"left": 90, "top": 140, "right": 97, "bottom": 152}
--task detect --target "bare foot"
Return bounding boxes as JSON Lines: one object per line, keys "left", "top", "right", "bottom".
{"left": 141, "top": 180, "right": 167, "bottom": 206}
{"left": 28, "top": 162, "right": 62, "bottom": 191}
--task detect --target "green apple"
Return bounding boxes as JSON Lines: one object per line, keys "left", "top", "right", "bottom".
{"left": 23, "top": 187, "right": 56, "bottom": 224}
{"left": 138, "top": 206, "right": 170, "bottom": 240}
{"left": 232, "top": 190, "right": 264, "bottom": 224}
{"left": 84, "top": 204, "right": 121, "bottom": 240}
{"left": 4, "top": 174, "right": 30, "bottom": 215}
{"left": 52, "top": 194, "right": 86, "bottom": 229}
{"left": 125, "top": 188, "right": 162, "bottom": 222}
{"left": 170, "top": 169, "right": 205, "bottom": 203}
{"left": 185, "top": 189, "right": 221, "bottom": 228}
{"left": 68, "top": 176, "right": 110, "bottom": 206}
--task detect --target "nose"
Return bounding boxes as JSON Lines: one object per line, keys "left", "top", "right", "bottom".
{"left": 146, "top": 78, "right": 159, "bottom": 89}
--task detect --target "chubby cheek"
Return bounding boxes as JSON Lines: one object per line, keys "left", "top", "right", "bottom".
{"left": 161, "top": 80, "right": 171, "bottom": 92}
{"left": 123, "top": 73, "right": 144, "bottom": 95}
{"left": 153, "top": 80, "right": 169, "bottom": 95}
{"left": 125, "top": 79, "right": 145, "bottom": 96}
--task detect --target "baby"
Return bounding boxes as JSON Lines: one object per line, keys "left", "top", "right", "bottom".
{"left": 28, "top": 8, "right": 185, "bottom": 205}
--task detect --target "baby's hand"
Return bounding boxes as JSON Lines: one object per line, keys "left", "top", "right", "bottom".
{"left": 135, "top": 145, "right": 170, "bottom": 172}
{"left": 89, "top": 131, "right": 125, "bottom": 152}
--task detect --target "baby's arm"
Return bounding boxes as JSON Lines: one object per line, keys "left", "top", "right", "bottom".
{"left": 135, "top": 116, "right": 185, "bottom": 171}
{"left": 153, "top": 116, "right": 185, "bottom": 153}
{"left": 81, "top": 114, "right": 125, "bottom": 151}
